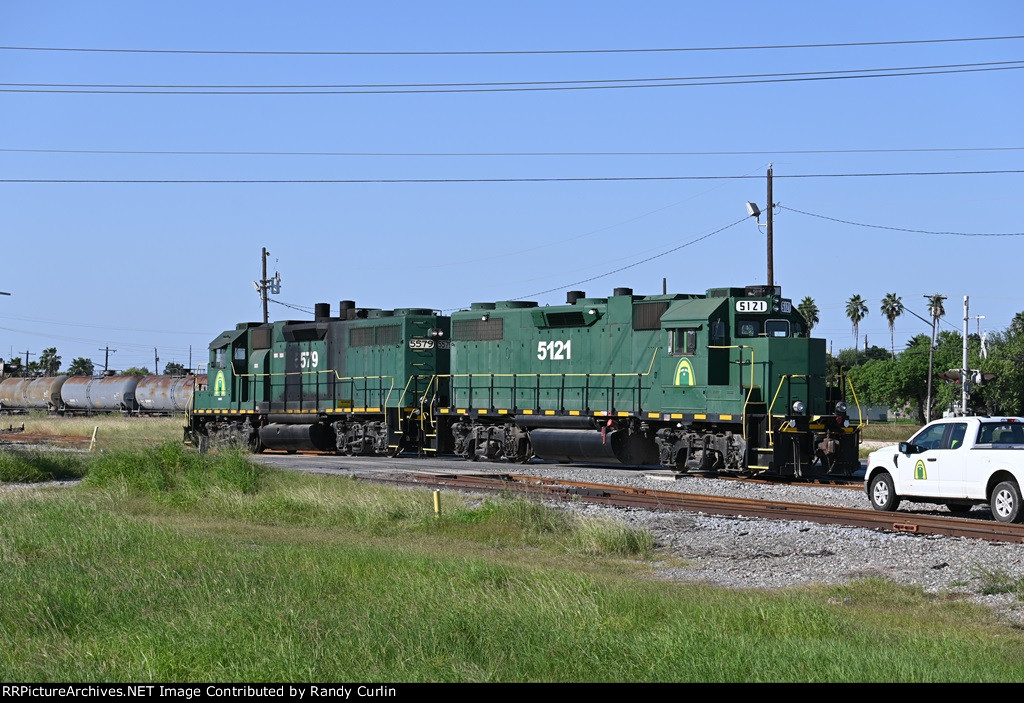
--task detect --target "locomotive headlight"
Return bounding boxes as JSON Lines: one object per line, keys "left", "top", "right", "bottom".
{"left": 788, "top": 419, "right": 797, "bottom": 428}
{"left": 835, "top": 401, "right": 848, "bottom": 414}
{"left": 792, "top": 401, "right": 805, "bottom": 414}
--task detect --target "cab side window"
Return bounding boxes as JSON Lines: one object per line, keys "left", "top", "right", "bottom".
{"left": 912, "top": 424, "right": 947, "bottom": 450}
{"left": 946, "top": 423, "right": 967, "bottom": 450}
{"left": 669, "top": 328, "right": 697, "bottom": 356}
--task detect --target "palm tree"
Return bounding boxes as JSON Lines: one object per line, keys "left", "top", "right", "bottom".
{"left": 1010, "top": 311, "right": 1024, "bottom": 337}
{"left": 924, "top": 293, "right": 947, "bottom": 423}
{"left": 37, "top": 347, "right": 61, "bottom": 376}
{"left": 880, "top": 293, "right": 904, "bottom": 358}
{"left": 926, "top": 293, "right": 947, "bottom": 323}
{"left": 845, "top": 295, "right": 868, "bottom": 354}
{"left": 797, "top": 296, "right": 820, "bottom": 335}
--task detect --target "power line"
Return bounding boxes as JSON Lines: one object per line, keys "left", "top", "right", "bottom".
{"left": 4, "top": 64, "right": 1022, "bottom": 94}
{"left": 3, "top": 146, "right": 1021, "bottom": 157}
{"left": 511, "top": 216, "right": 748, "bottom": 302}
{"left": 3, "top": 170, "right": 1023, "bottom": 184}
{"left": 781, "top": 205, "right": 1024, "bottom": 236}
{"left": 1, "top": 35, "right": 1021, "bottom": 56}
{"left": 5, "top": 59, "right": 1021, "bottom": 90}
{"left": 269, "top": 299, "right": 314, "bottom": 314}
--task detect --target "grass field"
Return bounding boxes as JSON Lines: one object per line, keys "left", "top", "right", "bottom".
{"left": 9, "top": 412, "right": 183, "bottom": 449}
{"left": 2, "top": 444, "right": 1024, "bottom": 681}
{"left": 860, "top": 422, "right": 922, "bottom": 442}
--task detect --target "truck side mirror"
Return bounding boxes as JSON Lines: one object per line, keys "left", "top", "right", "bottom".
{"left": 899, "top": 442, "right": 919, "bottom": 454}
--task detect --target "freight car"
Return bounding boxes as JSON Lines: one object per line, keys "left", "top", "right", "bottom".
{"left": 186, "top": 285, "right": 860, "bottom": 478}
{"left": 0, "top": 374, "right": 204, "bottom": 415}
{"left": 185, "top": 301, "right": 449, "bottom": 454}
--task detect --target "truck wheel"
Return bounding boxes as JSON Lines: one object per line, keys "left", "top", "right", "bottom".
{"left": 990, "top": 481, "right": 1023, "bottom": 523}
{"left": 869, "top": 472, "right": 900, "bottom": 512}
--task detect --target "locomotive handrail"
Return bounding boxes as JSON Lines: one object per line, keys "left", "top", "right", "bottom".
{"left": 846, "top": 375, "right": 865, "bottom": 432}
{"left": 708, "top": 345, "right": 755, "bottom": 441}
{"left": 230, "top": 370, "right": 396, "bottom": 411}
{"left": 766, "top": 374, "right": 809, "bottom": 447}
{"left": 438, "top": 348, "right": 659, "bottom": 415}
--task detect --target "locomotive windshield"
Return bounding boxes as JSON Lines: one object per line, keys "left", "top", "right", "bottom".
{"left": 764, "top": 320, "right": 791, "bottom": 337}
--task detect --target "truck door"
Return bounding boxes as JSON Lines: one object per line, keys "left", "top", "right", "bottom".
{"left": 897, "top": 422, "right": 948, "bottom": 497}
{"left": 936, "top": 422, "right": 969, "bottom": 498}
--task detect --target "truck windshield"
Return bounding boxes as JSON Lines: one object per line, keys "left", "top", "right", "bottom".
{"left": 978, "top": 422, "right": 1024, "bottom": 444}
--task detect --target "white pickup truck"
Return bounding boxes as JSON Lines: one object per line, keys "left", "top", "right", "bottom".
{"left": 865, "top": 416, "right": 1024, "bottom": 523}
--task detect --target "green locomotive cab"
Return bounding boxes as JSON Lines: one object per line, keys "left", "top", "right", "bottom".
{"left": 443, "top": 285, "right": 860, "bottom": 477}
{"left": 186, "top": 301, "right": 451, "bottom": 455}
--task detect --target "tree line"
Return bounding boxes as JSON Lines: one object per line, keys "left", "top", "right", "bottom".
{"left": 799, "top": 293, "right": 1024, "bottom": 421}
{"left": 2, "top": 347, "right": 188, "bottom": 377}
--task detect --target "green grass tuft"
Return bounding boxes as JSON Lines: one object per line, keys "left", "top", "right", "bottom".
{"left": 0, "top": 450, "right": 89, "bottom": 482}
{"left": 971, "top": 566, "right": 1024, "bottom": 598}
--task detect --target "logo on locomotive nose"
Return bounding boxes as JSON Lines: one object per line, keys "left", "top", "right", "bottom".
{"left": 914, "top": 459, "right": 928, "bottom": 480}
{"left": 214, "top": 370, "right": 227, "bottom": 397}
{"left": 673, "top": 358, "right": 695, "bottom": 386}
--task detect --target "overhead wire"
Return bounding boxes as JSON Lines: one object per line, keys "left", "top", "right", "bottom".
{"left": 4, "top": 64, "right": 1022, "bottom": 94}
{"left": 1, "top": 34, "right": 1021, "bottom": 55}
{"left": 2, "top": 146, "right": 1021, "bottom": 157}
{"left": 508, "top": 215, "right": 748, "bottom": 304}
{"left": 781, "top": 205, "right": 1024, "bottom": 236}
{"left": 4, "top": 59, "right": 1022, "bottom": 91}
{"left": 3, "top": 170, "right": 1023, "bottom": 183}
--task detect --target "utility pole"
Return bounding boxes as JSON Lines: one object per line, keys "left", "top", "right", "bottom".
{"left": 766, "top": 164, "right": 774, "bottom": 288}
{"left": 189, "top": 345, "right": 192, "bottom": 373}
{"left": 261, "top": 247, "right": 269, "bottom": 324}
{"left": 23, "top": 349, "right": 31, "bottom": 376}
{"left": 154, "top": 347, "right": 159, "bottom": 375}
{"left": 962, "top": 296, "right": 969, "bottom": 415}
{"left": 99, "top": 346, "right": 116, "bottom": 374}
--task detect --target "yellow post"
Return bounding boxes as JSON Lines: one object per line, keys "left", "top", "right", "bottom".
{"left": 433, "top": 490, "right": 441, "bottom": 518}
{"left": 89, "top": 426, "right": 98, "bottom": 452}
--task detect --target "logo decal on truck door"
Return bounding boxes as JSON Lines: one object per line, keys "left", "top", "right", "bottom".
{"left": 914, "top": 459, "right": 928, "bottom": 480}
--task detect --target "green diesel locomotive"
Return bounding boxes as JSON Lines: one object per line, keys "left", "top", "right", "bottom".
{"left": 186, "top": 301, "right": 450, "bottom": 456}
{"left": 187, "top": 285, "right": 860, "bottom": 477}
{"left": 444, "top": 285, "right": 859, "bottom": 477}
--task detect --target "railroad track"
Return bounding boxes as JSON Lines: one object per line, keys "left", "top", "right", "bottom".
{"left": 363, "top": 471, "right": 1024, "bottom": 545}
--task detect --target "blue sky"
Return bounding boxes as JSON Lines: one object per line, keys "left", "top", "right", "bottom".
{"left": 1, "top": 1, "right": 1022, "bottom": 371}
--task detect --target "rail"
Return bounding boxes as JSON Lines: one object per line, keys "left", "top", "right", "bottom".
{"left": 387, "top": 472, "right": 1024, "bottom": 545}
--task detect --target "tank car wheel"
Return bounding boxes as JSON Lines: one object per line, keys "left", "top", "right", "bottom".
{"left": 991, "top": 481, "right": 1023, "bottom": 523}
{"left": 869, "top": 472, "right": 900, "bottom": 512}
